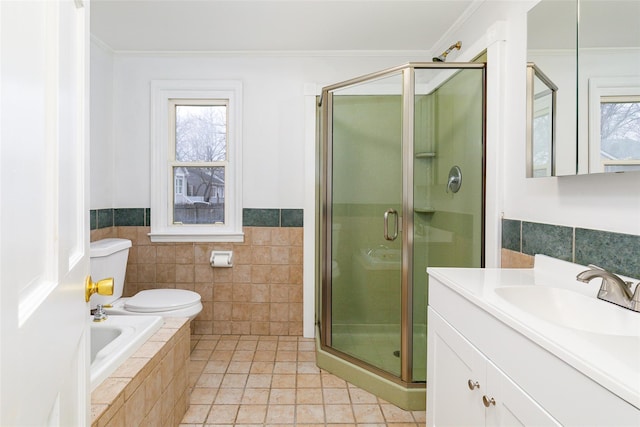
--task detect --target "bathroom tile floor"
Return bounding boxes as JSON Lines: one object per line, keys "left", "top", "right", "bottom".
{"left": 180, "top": 334, "right": 426, "bottom": 426}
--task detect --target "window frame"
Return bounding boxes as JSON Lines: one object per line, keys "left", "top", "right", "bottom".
{"left": 150, "top": 80, "right": 243, "bottom": 242}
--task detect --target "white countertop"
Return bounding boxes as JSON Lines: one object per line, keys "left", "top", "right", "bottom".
{"left": 427, "top": 255, "right": 640, "bottom": 409}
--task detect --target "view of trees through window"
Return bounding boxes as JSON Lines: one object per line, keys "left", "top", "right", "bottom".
{"left": 600, "top": 98, "right": 640, "bottom": 172}
{"left": 172, "top": 103, "right": 227, "bottom": 224}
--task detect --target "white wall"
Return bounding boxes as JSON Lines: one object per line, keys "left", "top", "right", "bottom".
{"left": 90, "top": 38, "right": 115, "bottom": 209}
{"left": 97, "top": 51, "right": 425, "bottom": 209}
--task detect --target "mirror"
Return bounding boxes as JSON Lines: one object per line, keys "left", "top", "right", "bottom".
{"left": 527, "top": 0, "right": 577, "bottom": 177}
{"left": 527, "top": 0, "right": 640, "bottom": 176}
{"left": 579, "top": 0, "right": 640, "bottom": 174}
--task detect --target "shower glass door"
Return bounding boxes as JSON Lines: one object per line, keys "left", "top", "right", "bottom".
{"left": 411, "top": 67, "right": 485, "bottom": 382}
{"left": 329, "top": 71, "right": 404, "bottom": 376}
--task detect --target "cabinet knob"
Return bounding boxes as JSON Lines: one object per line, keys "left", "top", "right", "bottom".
{"left": 482, "top": 395, "right": 496, "bottom": 407}
{"left": 467, "top": 379, "right": 480, "bottom": 390}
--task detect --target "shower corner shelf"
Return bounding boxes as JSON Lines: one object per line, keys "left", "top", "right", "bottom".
{"left": 415, "top": 152, "right": 436, "bottom": 159}
{"left": 414, "top": 207, "right": 436, "bottom": 214}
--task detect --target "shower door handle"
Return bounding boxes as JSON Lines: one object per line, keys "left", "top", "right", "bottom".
{"left": 383, "top": 209, "right": 398, "bottom": 241}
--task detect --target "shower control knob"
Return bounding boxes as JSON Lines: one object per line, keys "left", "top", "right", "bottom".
{"left": 467, "top": 379, "right": 480, "bottom": 390}
{"left": 446, "top": 165, "right": 462, "bottom": 193}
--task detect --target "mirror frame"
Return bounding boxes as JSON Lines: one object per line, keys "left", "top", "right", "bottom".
{"left": 526, "top": 63, "right": 558, "bottom": 178}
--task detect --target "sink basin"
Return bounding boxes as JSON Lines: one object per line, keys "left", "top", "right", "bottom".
{"left": 494, "top": 286, "right": 640, "bottom": 337}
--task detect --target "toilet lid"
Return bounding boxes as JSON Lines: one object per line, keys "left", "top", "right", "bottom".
{"left": 125, "top": 289, "right": 201, "bottom": 313}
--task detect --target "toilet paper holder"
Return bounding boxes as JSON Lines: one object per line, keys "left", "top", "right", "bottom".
{"left": 210, "top": 250, "right": 233, "bottom": 267}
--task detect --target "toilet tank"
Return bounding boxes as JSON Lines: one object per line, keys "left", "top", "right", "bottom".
{"left": 89, "top": 238, "right": 132, "bottom": 309}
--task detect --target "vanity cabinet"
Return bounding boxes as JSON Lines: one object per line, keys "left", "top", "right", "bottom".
{"left": 428, "top": 307, "right": 559, "bottom": 426}
{"left": 427, "top": 273, "right": 640, "bottom": 427}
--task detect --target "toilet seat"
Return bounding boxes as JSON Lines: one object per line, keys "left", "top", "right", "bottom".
{"left": 124, "top": 289, "right": 201, "bottom": 313}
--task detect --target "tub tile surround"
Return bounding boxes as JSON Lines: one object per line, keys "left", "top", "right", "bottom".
{"left": 91, "top": 317, "right": 191, "bottom": 427}
{"left": 501, "top": 218, "right": 640, "bottom": 279}
{"left": 90, "top": 223, "right": 304, "bottom": 337}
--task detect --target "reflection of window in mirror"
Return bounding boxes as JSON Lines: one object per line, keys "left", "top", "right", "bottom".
{"left": 527, "top": 63, "right": 558, "bottom": 177}
{"left": 600, "top": 97, "right": 640, "bottom": 172}
{"left": 588, "top": 77, "right": 640, "bottom": 173}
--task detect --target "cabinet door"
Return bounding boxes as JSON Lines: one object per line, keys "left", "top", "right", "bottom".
{"left": 428, "top": 308, "right": 485, "bottom": 427}
{"left": 484, "top": 360, "right": 561, "bottom": 427}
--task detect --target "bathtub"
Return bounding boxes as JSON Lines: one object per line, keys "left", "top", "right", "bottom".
{"left": 90, "top": 315, "right": 163, "bottom": 390}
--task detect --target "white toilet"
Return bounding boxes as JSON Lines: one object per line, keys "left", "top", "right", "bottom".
{"left": 90, "top": 238, "right": 203, "bottom": 320}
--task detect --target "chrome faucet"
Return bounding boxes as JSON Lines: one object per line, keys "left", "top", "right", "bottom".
{"left": 576, "top": 265, "right": 640, "bottom": 312}
{"left": 93, "top": 304, "right": 108, "bottom": 322}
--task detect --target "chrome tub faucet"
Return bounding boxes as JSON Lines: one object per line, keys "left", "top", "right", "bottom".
{"left": 93, "top": 304, "right": 108, "bottom": 322}
{"left": 577, "top": 265, "right": 640, "bottom": 312}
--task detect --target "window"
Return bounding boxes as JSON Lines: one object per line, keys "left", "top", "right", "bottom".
{"left": 150, "top": 80, "right": 243, "bottom": 242}
{"left": 588, "top": 77, "right": 640, "bottom": 173}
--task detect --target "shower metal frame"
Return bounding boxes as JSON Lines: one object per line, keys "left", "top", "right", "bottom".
{"left": 319, "top": 62, "right": 487, "bottom": 387}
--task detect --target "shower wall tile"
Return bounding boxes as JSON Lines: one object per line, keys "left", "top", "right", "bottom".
{"left": 522, "top": 222, "right": 573, "bottom": 261}
{"left": 502, "top": 218, "right": 640, "bottom": 279}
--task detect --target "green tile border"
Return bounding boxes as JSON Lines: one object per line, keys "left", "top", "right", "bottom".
{"left": 91, "top": 208, "right": 303, "bottom": 230}
{"left": 114, "top": 208, "right": 145, "bottom": 227}
{"left": 522, "top": 221, "right": 573, "bottom": 261}
{"left": 281, "top": 209, "right": 304, "bottom": 227}
{"left": 243, "top": 208, "right": 280, "bottom": 227}
{"left": 575, "top": 228, "right": 640, "bottom": 279}
{"left": 90, "top": 210, "right": 97, "bottom": 230}
{"left": 96, "top": 209, "right": 114, "bottom": 229}
{"left": 502, "top": 218, "right": 640, "bottom": 279}
{"left": 501, "top": 219, "right": 521, "bottom": 252}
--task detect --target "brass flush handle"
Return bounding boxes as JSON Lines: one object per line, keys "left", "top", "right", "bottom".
{"left": 85, "top": 276, "right": 114, "bottom": 302}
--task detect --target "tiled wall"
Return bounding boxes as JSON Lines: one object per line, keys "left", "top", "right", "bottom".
{"left": 502, "top": 218, "right": 640, "bottom": 279}
{"left": 91, "top": 317, "right": 190, "bottom": 427}
{"left": 90, "top": 208, "right": 304, "bottom": 336}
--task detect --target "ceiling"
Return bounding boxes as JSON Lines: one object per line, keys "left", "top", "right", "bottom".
{"left": 90, "top": 0, "right": 475, "bottom": 53}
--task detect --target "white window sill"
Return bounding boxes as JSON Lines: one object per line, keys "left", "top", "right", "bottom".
{"left": 149, "top": 232, "right": 245, "bottom": 243}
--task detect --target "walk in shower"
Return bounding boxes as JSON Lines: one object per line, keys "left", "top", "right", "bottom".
{"left": 316, "top": 62, "right": 486, "bottom": 410}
